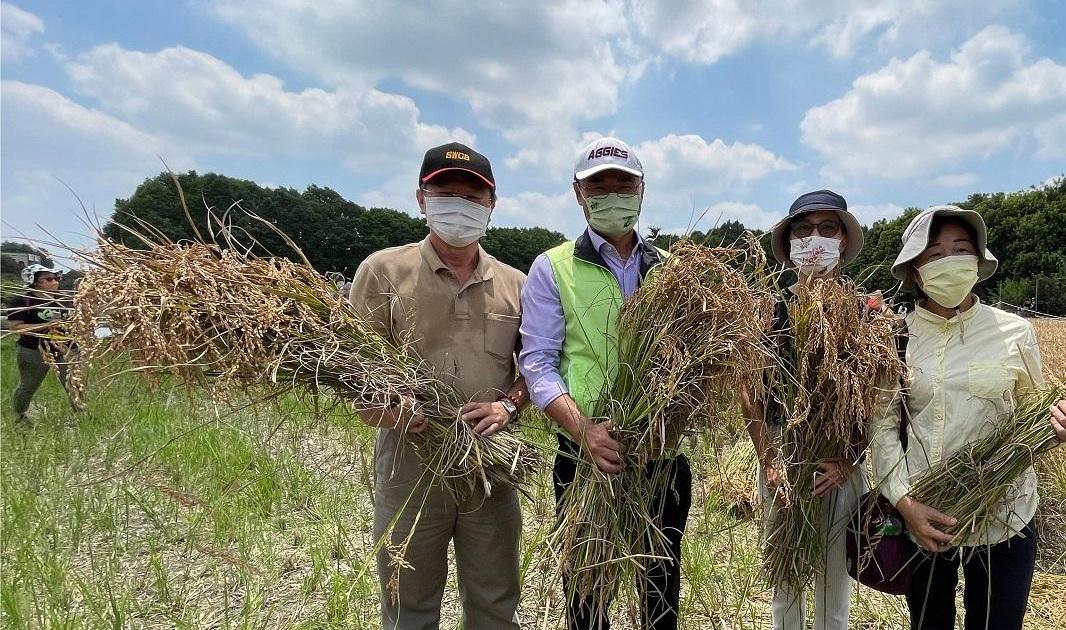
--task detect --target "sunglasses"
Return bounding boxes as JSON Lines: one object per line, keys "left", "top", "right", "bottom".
{"left": 791, "top": 220, "right": 843, "bottom": 238}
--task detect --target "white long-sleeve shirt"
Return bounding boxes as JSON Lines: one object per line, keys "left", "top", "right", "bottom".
{"left": 871, "top": 298, "right": 1045, "bottom": 546}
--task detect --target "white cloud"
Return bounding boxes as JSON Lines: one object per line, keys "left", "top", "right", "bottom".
{"left": 209, "top": 0, "right": 636, "bottom": 134}
{"left": 65, "top": 44, "right": 473, "bottom": 173}
{"left": 930, "top": 173, "right": 978, "bottom": 188}
{"left": 0, "top": 80, "right": 191, "bottom": 247}
{"left": 1, "top": 2, "right": 44, "bottom": 62}
{"left": 629, "top": 0, "right": 1018, "bottom": 63}
{"left": 1034, "top": 113, "right": 1066, "bottom": 159}
{"left": 494, "top": 190, "right": 578, "bottom": 236}
{"left": 848, "top": 202, "right": 906, "bottom": 226}
{"left": 801, "top": 26, "right": 1066, "bottom": 180}
{"left": 636, "top": 134, "right": 795, "bottom": 192}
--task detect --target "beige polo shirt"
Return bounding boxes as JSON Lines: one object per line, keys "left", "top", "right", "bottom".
{"left": 348, "top": 237, "right": 525, "bottom": 489}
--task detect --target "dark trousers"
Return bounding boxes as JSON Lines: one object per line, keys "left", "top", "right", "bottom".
{"left": 13, "top": 344, "right": 73, "bottom": 416}
{"left": 906, "top": 520, "right": 1037, "bottom": 630}
{"left": 553, "top": 435, "right": 692, "bottom": 630}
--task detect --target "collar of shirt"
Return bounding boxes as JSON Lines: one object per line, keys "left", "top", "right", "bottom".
{"left": 585, "top": 228, "right": 645, "bottom": 265}
{"left": 913, "top": 295, "right": 982, "bottom": 326}
{"left": 418, "top": 236, "right": 495, "bottom": 283}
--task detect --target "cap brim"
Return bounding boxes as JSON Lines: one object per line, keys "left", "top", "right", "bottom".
{"left": 770, "top": 208, "right": 864, "bottom": 267}
{"left": 891, "top": 206, "right": 997, "bottom": 288}
{"left": 421, "top": 167, "right": 495, "bottom": 189}
{"left": 574, "top": 163, "right": 644, "bottom": 180}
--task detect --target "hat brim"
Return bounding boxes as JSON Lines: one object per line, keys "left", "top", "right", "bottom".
{"left": 770, "top": 207, "right": 864, "bottom": 267}
{"left": 421, "top": 167, "right": 495, "bottom": 189}
{"left": 891, "top": 206, "right": 997, "bottom": 289}
{"left": 574, "top": 163, "right": 644, "bottom": 180}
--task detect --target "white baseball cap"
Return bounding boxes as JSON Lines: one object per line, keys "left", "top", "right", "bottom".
{"left": 574, "top": 137, "right": 644, "bottom": 180}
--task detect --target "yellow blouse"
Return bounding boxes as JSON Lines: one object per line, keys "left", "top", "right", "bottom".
{"left": 871, "top": 299, "right": 1045, "bottom": 546}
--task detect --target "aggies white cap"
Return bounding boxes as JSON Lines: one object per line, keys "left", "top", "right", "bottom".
{"left": 573, "top": 137, "right": 644, "bottom": 180}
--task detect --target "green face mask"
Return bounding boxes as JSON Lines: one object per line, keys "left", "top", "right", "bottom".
{"left": 584, "top": 193, "right": 641, "bottom": 237}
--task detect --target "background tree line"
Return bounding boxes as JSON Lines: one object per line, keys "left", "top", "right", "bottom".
{"left": 99, "top": 172, "right": 567, "bottom": 277}
{"left": 85, "top": 171, "right": 1066, "bottom": 315}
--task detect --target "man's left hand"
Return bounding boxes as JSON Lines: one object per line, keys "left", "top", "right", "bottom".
{"left": 461, "top": 401, "right": 512, "bottom": 437}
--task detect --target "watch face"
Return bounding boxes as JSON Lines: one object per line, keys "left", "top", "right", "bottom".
{"left": 500, "top": 399, "right": 517, "bottom": 416}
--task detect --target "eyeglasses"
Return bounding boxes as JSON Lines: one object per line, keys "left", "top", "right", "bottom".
{"left": 37, "top": 275, "right": 61, "bottom": 282}
{"left": 791, "top": 220, "right": 843, "bottom": 238}
{"left": 420, "top": 187, "right": 493, "bottom": 204}
{"left": 579, "top": 183, "right": 642, "bottom": 196}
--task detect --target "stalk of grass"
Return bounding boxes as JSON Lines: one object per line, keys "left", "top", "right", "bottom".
{"left": 56, "top": 210, "right": 538, "bottom": 499}
{"left": 549, "top": 238, "right": 776, "bottom": 620}
{"left": 909, "top": 382, "right": 1066, "bottom": 545}
{"left": 762, "top": 278, "right": 905, "bottom": 589}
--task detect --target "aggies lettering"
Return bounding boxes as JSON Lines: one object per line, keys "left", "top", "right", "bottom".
{"left": 587, "top": 146, "right": 629, "bottom": 160}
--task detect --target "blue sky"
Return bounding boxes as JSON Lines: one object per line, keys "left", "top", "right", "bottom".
{"left": 2, "top": 1, "right": 1064, "bottom": 263}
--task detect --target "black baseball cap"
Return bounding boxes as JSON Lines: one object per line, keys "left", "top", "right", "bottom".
{"left": 419, "top": 142, "right": 495, "bottom": 191}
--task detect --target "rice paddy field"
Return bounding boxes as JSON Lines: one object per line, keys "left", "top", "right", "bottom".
{"left": 1, "top": 319, "right": 1064, "bottom": 629}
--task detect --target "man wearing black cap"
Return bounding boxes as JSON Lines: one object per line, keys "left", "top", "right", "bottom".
{"left": 348, "top": 142, "right": 528, "bottom": 629}
{"left": 741, "top": 190, "right": 866, "bottom": 630}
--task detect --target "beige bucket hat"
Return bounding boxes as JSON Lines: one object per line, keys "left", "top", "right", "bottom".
{"left": 891, "top": 205, "right": 998, "bottom": 289}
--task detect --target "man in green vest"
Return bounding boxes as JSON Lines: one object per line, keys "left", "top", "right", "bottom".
{"left": 518, "top": 137, "right": 692, "bottom": 629}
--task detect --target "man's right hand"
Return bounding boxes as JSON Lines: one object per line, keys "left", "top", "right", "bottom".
{"left": 896, "top": 495, "right": 957, "bottom": 552}
{"left": 582, "top": 420, "right": 623, "bottom": 475}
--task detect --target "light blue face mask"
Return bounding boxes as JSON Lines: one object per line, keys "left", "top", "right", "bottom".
{"left": 584, "top": 193, "right": 641, "bottom": 236}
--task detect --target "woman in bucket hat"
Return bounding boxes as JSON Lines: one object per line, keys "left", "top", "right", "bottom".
{"left": 870, "top": 205, "right": 1066, "bottom": 630}
{"left": 741, "top": 189, "right": 868, "bottom": 630}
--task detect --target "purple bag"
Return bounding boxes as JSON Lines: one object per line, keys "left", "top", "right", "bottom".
{"left": 846, "top": 492, "right": 916, "bottom": 595}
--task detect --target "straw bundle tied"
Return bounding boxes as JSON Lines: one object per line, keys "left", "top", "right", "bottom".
{"left": 60, "top": 211, "right": 538, "bottom": 498}
{"left": 550, "top": 238, "right": 774, "bottom": 616}
{"left": 909, "top": 382, "right": 1066, "bottom": 545}
{"left": 762, "top": 278, "right": 904, "bottom": 589}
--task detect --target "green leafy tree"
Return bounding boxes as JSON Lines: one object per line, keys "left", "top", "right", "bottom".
{"left": 482, "top": 227, "right": 567, "bottom": 273}
{"left": 103, "top": 171, "right": 565, "bottom": 277}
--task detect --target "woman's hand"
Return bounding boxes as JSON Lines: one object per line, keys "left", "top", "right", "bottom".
{"left": 896, "top": 495, "right": 957, "bottom": 552}
{"left": 764, "top": 462, "right": 789, "bottom": 507}
{"left": 813, "top": 458, "right": 855, "bottom": 497}
{"left": 1050, "top": 399, "right": 1066, "bottom": 443}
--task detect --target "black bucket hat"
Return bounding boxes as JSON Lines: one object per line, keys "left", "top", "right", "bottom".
{"left": 770, "top": 189, "right": 864, "bottom": 267}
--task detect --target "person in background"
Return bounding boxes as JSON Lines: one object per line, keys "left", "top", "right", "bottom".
{"left": 872, "top": 205, "right": 1066, "bottom": 630}
{"left": 6, "top": 264, "right": 76, "bottom": 423}
{"left": 348, "top": 142, "right": 528, "bottom": 630}
{"left": 740, "top": 190, "right": 866, "bottom": 630}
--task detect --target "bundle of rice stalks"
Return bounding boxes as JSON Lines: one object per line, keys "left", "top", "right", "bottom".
{"left": 762, "top": 278, "right": 904, "bottom": 589}
{"left": 550, "top": 238, "right": 775, "bottom": 616}
{"left": 60, "top": 213, "right": 538, "bottom": 498}
{"left": 909, "top": 383, "right": 1066, "bottom": 545}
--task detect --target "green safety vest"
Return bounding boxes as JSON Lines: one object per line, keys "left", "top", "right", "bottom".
{"left": 544, "top": 232, "right": 666, "bottom": 415}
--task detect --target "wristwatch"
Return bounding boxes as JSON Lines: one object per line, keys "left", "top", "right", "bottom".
{"left": 497, "top": 396, "right": 519, "bottom": 423}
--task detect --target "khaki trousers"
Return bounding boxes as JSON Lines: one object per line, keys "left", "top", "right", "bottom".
{"left": 373, "top": 431, "right": 522, "bottom": 630}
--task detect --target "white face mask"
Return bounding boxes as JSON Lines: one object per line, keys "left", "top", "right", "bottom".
{"left": 423, "top": 196, "right": 492, "bottom": 247}
{"left": 789, "top": 235, "right": 843, "bottom": 276}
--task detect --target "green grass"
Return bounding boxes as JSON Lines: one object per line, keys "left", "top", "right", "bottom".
{"left": 1, "top": 337, "right": 1062, "bottom": 628}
